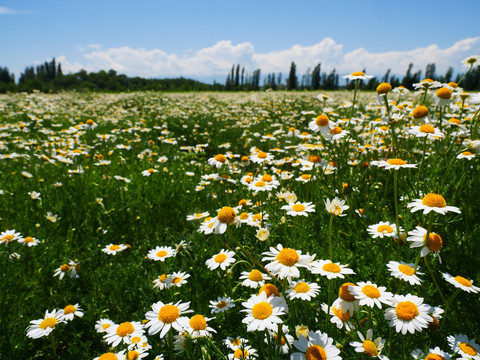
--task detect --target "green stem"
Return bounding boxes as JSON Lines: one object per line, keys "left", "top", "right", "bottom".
{"left": 348, "top": 80, "right": 360, "bottom": 132}
{"left": 393, "top": 170, "right": 401, "bottom": 246}
{"left": 440, "top": 288, "right": 462, "bottom": 331}
{"left": 456, "top": 66, "right": 472, "bottom": 87}
{"left": 423, "top": 256, "right": 447, "bottom": 305}
{"left": 328, "top": 214, "right": 334, "bottom": 261}
{"left": 168, "top": 327, "right": 174, "bottom": 360}
{"left": 50, "top": 333, "right": 58, "bottom": 359}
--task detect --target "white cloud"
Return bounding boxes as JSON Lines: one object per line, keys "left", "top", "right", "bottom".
{"left": 0, "top": 6, "right": 18, "bottom": 14}
{"left": 58, "top": 37, "right": 480, "bottom": 79}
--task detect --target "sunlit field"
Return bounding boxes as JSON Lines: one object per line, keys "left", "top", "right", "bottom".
{"left": 1, "top": 83, "right": 479, "bottom": 360}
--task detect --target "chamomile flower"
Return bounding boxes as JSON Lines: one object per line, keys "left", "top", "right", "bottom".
{"left": 350, "top": 329, "right": 389, "bottom": 359}
{"left": 0, "top": 229, "right": 22, "bottom": 245}
{"left": 268, "top": 325, "right": 294, "bottom": 354}
{"left": 367, "top": 222, "right": 403, "bottom": 238}
{"left": 442, "top": 273, "right": 480, "bottom": 293}
{"left": 406, "top": 226, "right": 443, "bottom": 257}
{"left": 240, "top": 269, "right": 271, "bottom": 289}
{"left": 281, "top": 202, "right": 316, "bottom": 217}
{"left": 286, "top": 280, "right": 320, "bottom": 301}
{"left": 145, "top": 301, "right": 192, "bottom": 338}
{"left": 408, "top": 124, "right": 444, "bottom": 139}
{"left": 102, "top": 244, "right": 128, "bottom": 255}
{"left": 256, "top": 227, "right": 270, "bottom": 241}
{"left": 412, "top": 105, "right": 430, "bottom": 123}
{"left": 141, "top": 168, "right": 159, "bottom": 176}
{"left": 387, "top": 261, "right": 423, "bottom": 285}
{"left": 411, "top": 347, "right": 451, "bottom": 360}
{"left": 186, "top": 211, "right": 209, "bottom": 221}
{"left": 247, "top": 179, "right": 274, "bottom": 192}
{"left": 324, "top": 197, "right": 349, "bottom": 216}
{"left": 343, "top": 71, "right": 374, "bottom": 81}
{"left": 54, "top": 263, "right": 73, "bottom": 280}
{"left": 291, "top": 330, "right": 342, "bottom": 360}
{"left": 321, "top": 303, "right": 354, "bottom": 331}
{"left": 349, "top": 281, "right": 393, "bottom": 309}
{"left": 61, "top": 303, "right": 83, "bottom": 321}
{"left": 308, "top": 114, "right": 335, "bottom": 136}
{"left": 228, "top": 345, "right": 258, "bottom": 359}
{"left": 447, "top": 334, "right": 480, "bottom": 360}
{"left": 407, "top": 193, "right": 461, "bottom": 215}
{"left": 210, "top": 206, "right": 238, "bottom": 234}
{"left": 457, "top": 151, "right": 475, "bottom": 160}
{"left": 104, "top": 321, "right": 145, "bottom": 347}
{"left": 153, "top": 274, "right": 171, "bottom": 290}
{"left": 208, "top": 154, "right": 229, "bottom": 168}
{"left": 18, "top": 236, "right": 40, "bottom": 247}
{"left": 241, "top": 292, "right": 285, "bottom": 332}
{"left": 225, "top": 336, "right": 248, "bottom": 350}
{"left": 332, "top": 282, "right": 360, "bottom": 315}
{"left": 126, "top": 348, "right": 149, "bottom": 360}
{"left": 95, "top": 319, "right": 115, "bottom": 333}
{"left": 26, "top": 309, "right": 66, "bottom": 338}
{"left": 433, "top": 87, "right": 452, "bottom": 107}
{"left": 93, "top": 351, "right": 126, "bottom": 360}
{"left": 147, "top": 246, "right": 176, "bottom": 261}
{"left": 206, "top": 249, "right": 236, "bottom": 270}
{"left": 209, "top": 296, "right": 235, "bottom": 314}
{"left": 310, "top": 260, "right": 356, "bottom": 280}
{"left": 170, "top": 271, "right": 190, "bottom": 287}
{"left": 384, "top": 294, "right": 433, "bottom": 335}
{"left": 262, "top": 244, "right": 313, "bottom": 280}
{"left": 250, "top": 151, "right": 274, "bottom": 164}
{"left": 371, "top": 159, "right": 417, "bottom": 170}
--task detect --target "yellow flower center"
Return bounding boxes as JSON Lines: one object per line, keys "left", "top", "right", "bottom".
{"left": 217, "top": 207, "right": 236, "bottom": 224}
{"left": 362, "top": 285, "right": 380, "bottom": 298}
{"left": 259, "top": 283, "right": 280, "bottom": 297}
{"left": 131, "top": 336, "right": 141, "bottom": 344}
{"left": 305, "top": 345, "right": 327, "bottom": 360}
{"left": 425, "top": 354, "right": 446, "bottom": 360}
{"left": 189, "top": 314, "right": 207, "bottom": 331}
{"left": 419, "top": 124, "right": 435, "bottom": 134}
{"left": 147, "top": 168, "right": 154, "bottom": 174}
{"left": 454, "top": 276, "right": 472, "bottom": 287}
{"left": 63, "top": 305, "right": 76, "bottom": 315}
{"left": 39, "top": 317, "right": 57, "bottom": 330}
{"left": 172, "top": 277, "right": 182, "bottom": 284}
{"left": 323, "top": 263, "right": 341, "bottom": 273}
{"left": 395, "top": 301, "right": 419, "bottom": 321}
{"left": 234, "top": 349, "right": 249, "bottom": 359}
{"left": 24, "top": 237, "right": 35, "bottom": 243}
{"left": 274, "top": 334, "right": 286, "bottom": 345}
{"left": 459, "top": 342, "right": 477, "bottom": 356}
{"left": 377, "top": 225, "right": 394, "bottom": 233}
{"left": 462, "top": 151, "right": 473, "bottom": 156}
{"left": 254, "top": 181, "right": 266, "bottom": 188}
{"left": 398, "top": 264, "right": 414, "bottom": 276}
{"left": 1, "top": 235, "right": 14, "bottom": 242}
{"left": 261, "top": 174, "right": 273, "bottom": 182}
{"left": 214, "top": 154, "right": 227, "bottom": 163}
{"left": 301, "top": 174, "right": 311, "bottom": 180}
{"left": 251, "top": 302, "right": 273, "bottom": 320}
{"left": 308, "top": 154, "right": 322, "bottom": 163}
{"left": 449, "top": 118, "right": 461, "bottom": 125}
{"left": 238, "top": 199, "right": 248, "bottom": 206}
{"left": 99, "top": 353, "right": 118, "bottom": 360}
{"left": 376, "top": 82, "right": 392, "bottom": 94}
{"left": 276, "top": 248, "right": 299, "bottom": 266}
{"left": 294, "top": 282, "right": 311, "bottom": 293}
{"left": 412, "top": 106, "right": 429, "bottom": 118}
{"left": 156, "top": 250, "right": 168, "bottom": 258}
{"left": 241, "top": 156, "right": 249, "bottom": 162}
{"left": 60, "top": 264, "right": 70, "bottom": 272}
{"left": 158, "top": 274, "right": 169, "bottom": 282}
{"left": 292, "top": 204, "right": 306, "bottom": 212}
{"left": 244, "top": 176, "right": 252, "bottom": 183}
{"left": 387, "top": 158, "right": 406, "bottom": 165}
{"left": 363, "top": 340, "right": 378, "bottom": 356}
{"left": 421, "top": 193, "right": 446, "bottom": 208}
{"left": 110, "top": 245, "right": 120, "bottom": 251}
{"left": 424, "top": 232, "right": 443, "bottom": 252}
{"left": 86, "top": 119, "right": 95, "bottom": 126}
{"left": 248, "top": 270, "right": 263, "bottom": 282}
{"left": 216, "top": 301, "right": 227, "bottom": 309}
{"left": 351, "top": 71, "right": 365, "bottom": 76}
{"left": 315, "top": 115, "right": 329, "bottom": 126}
{"left": 214, "top": 254, "right": 227, "bottom": 263}
{"left": 158, "top": 305, "right": 180, "bottom": 324}
{"left": 102, "top": 323, "right": 111, "bottom": 330}
{"left": 116, "top": 322, "right": 134, "bottom": 337}
{"left": 339, "top": 282, "right": 357, "bottom": 301}
{"left": 436, "top": 87, "right": 452, "bottom": 99}
{"left": 239, "top": 212, "right": 249, "bottom": 220}
{"left": 257, "top": 152, "right": 268, "bottom": 159}
{"left": 332, "top": 306, "right": 351, "bottom": 322}
{"left": 330, "top": 126, "right": 343, "bottom": 135}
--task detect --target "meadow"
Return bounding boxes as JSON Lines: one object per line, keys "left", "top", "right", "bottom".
{"left": 0, "top": 81, "right": 479, "bottom": 360}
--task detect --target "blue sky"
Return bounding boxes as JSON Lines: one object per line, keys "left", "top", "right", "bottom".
{"left": 1, "top": 0, "right": 479, "bottom": 83}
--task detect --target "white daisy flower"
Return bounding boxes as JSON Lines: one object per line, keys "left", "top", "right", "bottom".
{"left": 0, "top": 229, "right": 22, "bottom": 245}
{"left": 457, "top": 151, "right": 475, "bottom": 160}
{"left": 324, "top": 197, "right": 349, "bottom": 216}
{"left": 186, "top": 211, "right": 209, "bottom": 221}
{"left": 26, "top": 309, "right": 66, "bottom": 339}
{"left": 406, "top": 226, "right": 443, "bottom": 257}
{"left": 205, "top": 249, "right": 236, "bottom": 271}
{"left": 371, "top": 159, "right": 417, "bottom": 170}
{"left": 61, "top": 303, "right": 83, "bottom": 321}
{"left": 407, "top": 193, "right": 461, "bottom": 215}
{"left": 147, "top": 246, "right": 176, "bottom": 261}
{"left": 209, "top": 296, "right": 235, "bottom": 314}
{"left": 18, "top": 236, "right": 40, "bottom": 247}
{"left": 141, "top": 168, "right": 159, "bottom": 176}
{"left": 208, "top": 154, "right": 229, "bottom": 168}
{"left": 384, "top": 294, "right": 433, "bottom": 335}
{"left": 185, "top": 314, "right": 216, "bottom": 338}
{"left": 227, "top": 345, "right": 258, "bottom": 359}
{"left": 291, "top": 330, "right": 342, "bottom": 360}
{"left": 411, "top": 346, "right": 451, "bottom": 360}
{"left": 241, "top": 292, "right": 285, "bottom": 332}
{"left": 267, "top": 325, "right": 294, "bottom": 354}
{"left": 224, "top": 336, "right": 248, "bottom": 350}
{"left": 349, "top": 281, "right": 393, "bottom": 309}
{"left": 239, "top": 269, "right": 271, "bottom": 289}
{"left": 386, "top": 261, "right": 423, "bottom": 285}
{"left": 262, "top": 244, "right": 314, "bottom": 280}
{"left": 320, "top": 303, "right": 354, "bottom": 331}
{"left": 104, "top": 321, "right": 145, "bottom": 347}
{"left": 281, "top": 202, "right": 316, "bottom": 217}
{"left": 332, "top": 282, "right": 360, "bottom": 315}
{"left": 350, "top": 329, "right": 389, "bottom": 359}
{"left": 250, "top": 151, "right": 274, "bottom": 164}
{"left": 145, "top": 301, "right": 192, "bottom": 338}
{"left": 343, "top": 71, "right": 374, "bottom": 81}
{"left": 367, "top": 222, "right": 402, "bottom": 238}
{"left": 153, "top": 274, "right": 171, "bottom": 290}
{"left": 447, "top": 334, "right": 480, "bottom": 360}
{"left": 286, "top": 280, "right": 320, "bottom": 301}
{"left": 310, "top": 260, "right": 356, "bottom": 280}
{"left": 209, "top": 206, "right": 238, "bottom": 234}
{"left": 442, "top": 272, "right": 480, "bottom": 294}
{"left": 408, "top": 124, "right": 444, "bottom": 139}
{"left": 308, "top": 114, "right": 336, "bottom": 137}
{"left": 95, "top": 319, "right": 115, "bottom": 333}
{"left": 170, "top": 271, "right": 190, "bottom": 287}
{"left": 102, "top": 244, "right": 128, "bottom": 255}
{"left": 93, "top": 350, "right": 126, "bottom": 360}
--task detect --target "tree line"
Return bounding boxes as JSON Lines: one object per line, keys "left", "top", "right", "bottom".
{"left": 0, "top": 58, "right": 479, "bottom": 93}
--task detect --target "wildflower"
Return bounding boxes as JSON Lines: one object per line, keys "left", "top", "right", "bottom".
{"left": 227, "top": 345, "right": 258, "bottom": 359}
{"left": 324, "top": 197, "right": 349, "bottom": 216}
{"left": 411, "top": 347, "right": 451, "bottom": 360}
{"left": 104, "top": 321, "right": 145, "bottom": 347}
{"left": 170, "top": 271, "right": 190, "bottom": 288}
{"left": 256, "top": 227, "right": 270, "bottom": 241}
{"left": 147, "top": 246, "right": 176, "bottom": 261}
{"left": 349, "top": 281, "right": 393, "bottom": 309}
{"left": 0, "top": 230, "right": 22, "bottom": 244}
{"left": 367, "top": 221, "right": 403, "bottom": 238}
{"left": 54, "top": 263, "right": 72, "bottom": 280}
{"left": 384, "top": 294, "right": 433, "bottom": 335}
{"left": 205, "top": 249, "right": 236, "bottom": 270}
{"left": 311, "top": 260, "right": 356, "bottom": 280}
{"left": 268, "top": 325, "right": 294, "bottom": 354}
{"left": 26, "top": 309, "right": 66, "bottom": 339}
{"left": 141, "top": 168, "right": 159, "bottom": 176}
{"left": 224, "top": 336, "right": 249, "bottom": 350}
{"left": 321, "top": 303, "right": 354, "bottom": 331}
{"left": 332, "top": 282, "right": 360, "bottom": 315}
{"left": 412, "top": 105, "right": 430, "bottom": 122}
{"left": 45, "top": 212, "right": 60, "bottom": 223}
{"left": 186, "top": 211, "right": 209, "bottom": 221}
{"left": 241, "top": 292, "right": 285, "bottom": 332}
{"left": 93, "top": 351, "right": 126, "bottom": 360}
{"left": 308, "top": 114, "right": 335, "bottom": 136}
{"left": 406, "top": 226, "right": 443, "bottom": 258}
{"left": 208, "top": 154, "right": 229, "bottom": 168}
{"left": 433, "top": 87, "right": 452, "bottom": 106}
{"left": 185, "top": 314, "right": 216, "bottom": 338}
{"left": 371, "top": 159, "right": 417, "bottom": 170}
{"left": 102, "top": 244, "right": 128, "bottom": 255}
{"left": 153, "top": 274, "right": 171, "bottom": 290}
{"left": 291, "top": 330, "right": 342, "bottom": 360}
{"left": 442, "top": 273, "right": 480, "bottom": 293}
{"left": 286, "top": 280, "right": 321, "bottom": 301}
{"left": 447, "top": 334, "right": 480, "bottom": 359}
{"left": 350, "top": 329, "right": 389, "bottom": 359}
{"left": 126, "top": 348, "right": 149, "bottom": 360}
{"left": 28, "top": 191, "right": 41, "bottom": 200}
{"left": 145, "top": 301, "right": 192, "bottom": 338}
{"left": 343, "top": 71, "right": 374, "bottom": 81}
{"left": 462, "top": 55, "right": 480, "bottom": 68}
{"left": 387, "top": 261, "right": 423, "bottom": 285}
{"left": 250, "top": 151, "right": 274, "bottom": 164}
{"left": 407, "top": 193, "right": 460, "bottom": 215}
{"left": 282, "top": 202, "right": 315, "bottom": 217}
{"left": 240, "top": 269, "right": 271, "bottom": 289}
{"left": 210, "top": 206, "right": 238, "bottom": 234}
{"left": 61, "top": 303, "right": 83, "bottom": 321}
{"left": 457, "top": 151, "right": 475, "bottom": 160}
{"left": 95, "top": 319, "right": 115, "bottom": 333}
{"left": 408, "top": 124, "right": 444, "bottom": 139}
{"left": 262, "top": 244, "right": 313, "bottom": 279}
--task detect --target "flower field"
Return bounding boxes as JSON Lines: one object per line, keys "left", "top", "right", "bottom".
{"left": 1, "top": 81, "right": 480, "bottom": 359}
